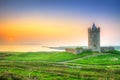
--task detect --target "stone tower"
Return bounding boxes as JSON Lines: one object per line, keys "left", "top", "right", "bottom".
{"left": 88, "top": 23, "right": 100, "bottom": 52}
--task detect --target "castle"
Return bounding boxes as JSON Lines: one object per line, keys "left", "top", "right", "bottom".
{"left": 88, "top": 23, "right": 100, "bottom": 52}
{"left": 65, "top": 23, "right": 114, "bottom": 54}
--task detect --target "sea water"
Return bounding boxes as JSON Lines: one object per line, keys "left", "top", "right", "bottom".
{"left": 0, "top": 45, "right": 62, "bottom": 52}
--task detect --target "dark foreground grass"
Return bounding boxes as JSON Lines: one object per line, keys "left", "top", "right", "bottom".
{"left": 0, "top": 61, "right": 120, "bottom": 80}
{"left": 0, "top": 51, "right": 120, "bottom": 80}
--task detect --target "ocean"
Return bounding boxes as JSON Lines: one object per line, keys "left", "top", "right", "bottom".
{"left": 0, "top": 45, "right": 62, "bottom": 52}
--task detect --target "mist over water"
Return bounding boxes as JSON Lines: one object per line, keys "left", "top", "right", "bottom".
{"left": 0, "top": 45, "right": 62, "bottom": 52}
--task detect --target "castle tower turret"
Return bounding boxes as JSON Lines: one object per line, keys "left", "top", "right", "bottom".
{"left": 88, "top": 23, "right": 100, "bottom": 52}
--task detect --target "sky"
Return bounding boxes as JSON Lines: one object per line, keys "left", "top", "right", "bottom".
{"left": 0, "top": 0, "right": 120, "bottom": 47}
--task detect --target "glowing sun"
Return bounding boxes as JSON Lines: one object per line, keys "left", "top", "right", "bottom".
{"left": 9, "top": 37, "right": 13, "bottom": 41}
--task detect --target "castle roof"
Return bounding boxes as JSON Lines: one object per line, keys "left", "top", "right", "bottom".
{"left": 92, "top": 23, "right": 97, "bottom": 30}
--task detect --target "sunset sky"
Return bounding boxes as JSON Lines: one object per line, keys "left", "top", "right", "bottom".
{"left": 0, "top": 0, "right": 120, "bottom": 46}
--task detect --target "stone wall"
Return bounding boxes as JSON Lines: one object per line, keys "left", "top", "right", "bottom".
{"left": 65, "top": 48, "right": 91, "bottom": 54}
{"left": 65, "top": 47, "right": 115, "bottom": 54}
{"left": 100, "top": 47, "right": 115, "bottom": 52}
{"left": 65, "top": 48, "right": 77, "bottom": 54}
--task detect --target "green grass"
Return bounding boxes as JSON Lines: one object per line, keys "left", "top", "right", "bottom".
{"left": 70, "top": 50, "right": 120, "bottom": 65}
{"left": 0, "top": 50, "right": 120, "bottom": 80}
{"left": 1, "top": 51, "right": 94, "bottom": 62}
{"left": 0, "top": 61, "right": 120, "bottom": 80}
{"left": 107, "top": 50, "right": 120, "bottom": 54}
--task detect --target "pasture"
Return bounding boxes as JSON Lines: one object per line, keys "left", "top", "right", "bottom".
{"left": 0, "top": 50, "right": 120, "bottom": 80}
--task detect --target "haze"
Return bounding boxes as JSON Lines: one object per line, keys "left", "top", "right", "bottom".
{"left": 0, "top": 0, "right": 120, "bottom": 47}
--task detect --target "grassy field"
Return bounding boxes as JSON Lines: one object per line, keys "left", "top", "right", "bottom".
{"left": 0, "top": 50, "right": 120, "bottom": 80}
{"left": 70, "top": 53, "right": 120, "bottom": 65}
{"left": 1, "top": 51, "right": 94, "bottom": 62}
